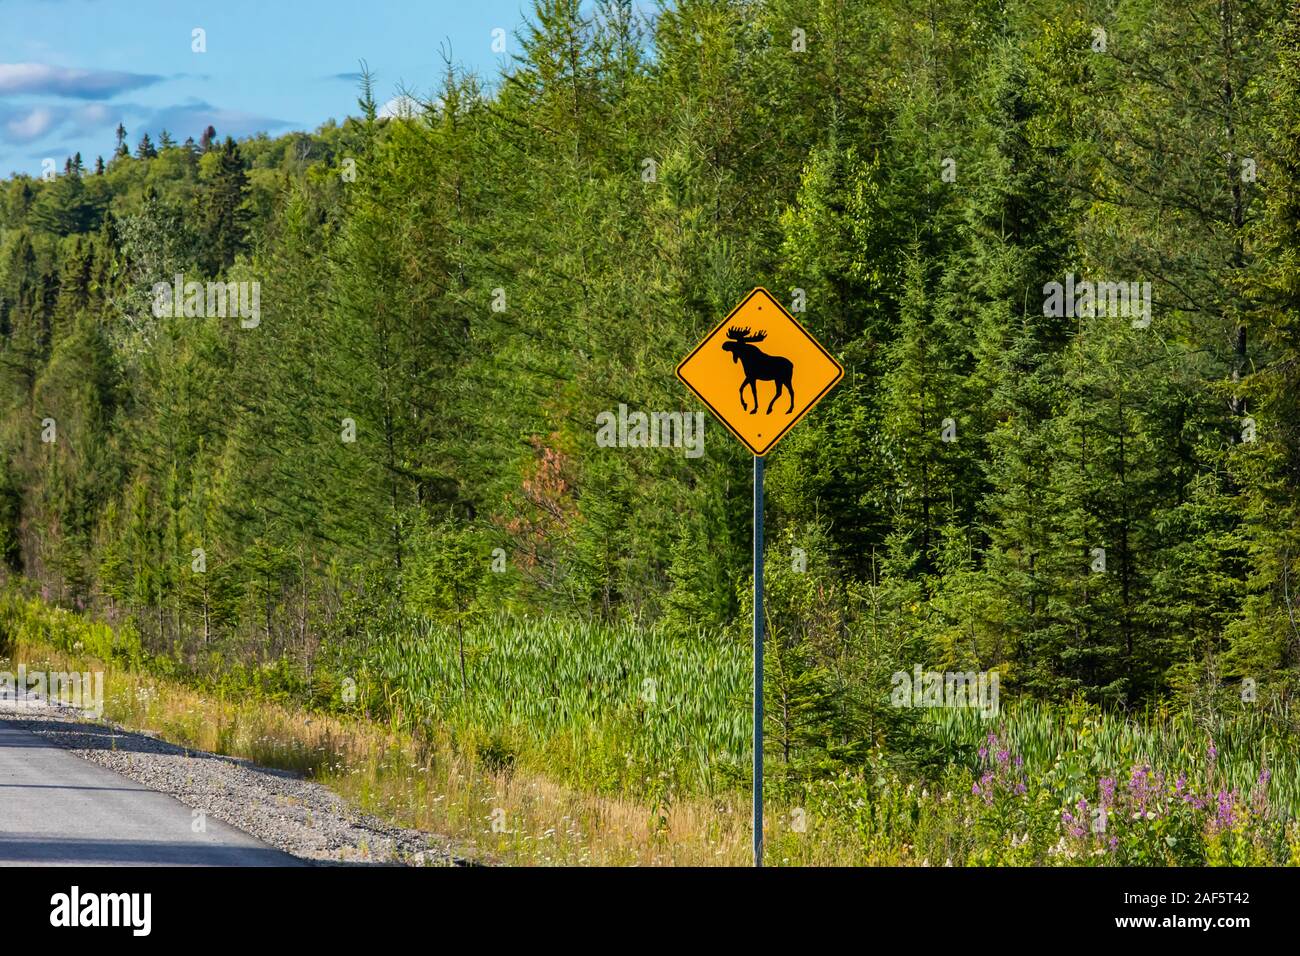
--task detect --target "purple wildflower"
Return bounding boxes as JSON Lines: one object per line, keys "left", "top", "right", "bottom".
{"left": 1213, "top": 789, "right": 1235, "bottom": 832}
{"left": 1129, "top": 765, "right": 1153, "bottom": 813}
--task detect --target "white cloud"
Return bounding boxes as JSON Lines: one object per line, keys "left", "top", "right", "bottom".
{"left": 0, "top": 62, "right": 163, "bottom": 99}
{"left": 5, "top": 106, "right": 58, "bottom": 142}
{"left": 378, "top": 95, "right": 421, "bottom": 120}
{"left": 77, "top": 103, "right": 112, "bottom": 125}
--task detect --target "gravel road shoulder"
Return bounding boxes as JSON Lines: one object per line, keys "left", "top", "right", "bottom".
{"left": 0, "top": 698, "right": 470, "bottom": 866}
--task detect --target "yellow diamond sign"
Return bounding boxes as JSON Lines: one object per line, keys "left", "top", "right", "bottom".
{"left": 676, "top": 288, "right": 844, "bottom": 457}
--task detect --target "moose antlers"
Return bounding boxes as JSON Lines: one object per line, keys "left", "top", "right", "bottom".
{"left": 726, "top": 326, "right": 767, "bottom": 343}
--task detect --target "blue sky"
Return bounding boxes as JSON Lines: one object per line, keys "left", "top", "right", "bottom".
{"left": 0, "top": 0, "right": 547, "bottom": 177}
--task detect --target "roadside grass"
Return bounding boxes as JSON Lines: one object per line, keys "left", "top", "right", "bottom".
{"left": 4, "top": 592, "right": 1299, "bottom": 866}
{"left": 0, "top": 638, "right": 778, "bottom": 865}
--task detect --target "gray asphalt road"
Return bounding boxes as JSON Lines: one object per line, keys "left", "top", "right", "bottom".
{"left": 0, "top": 719, "right": 297, "bottom": 866}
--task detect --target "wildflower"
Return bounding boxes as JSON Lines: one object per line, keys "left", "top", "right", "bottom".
{"left": 1252, "top": 770, "right": 1271, "bottom": 815}
{"left": 1099, "top": 777, "right": 1116, "bottom": 808}
{"left": 1214, "top": 790, "right": 1235, "bottom": 831}
{"left": 1207, "top": 740, "right": 1217, "bottom": 763}
{"left": 1129, "top": 764, "right": 1154, "bottom": 813}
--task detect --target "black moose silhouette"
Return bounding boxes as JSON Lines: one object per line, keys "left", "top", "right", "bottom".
{"left": 721, "top": 326, "right": 795, "bottom": 415}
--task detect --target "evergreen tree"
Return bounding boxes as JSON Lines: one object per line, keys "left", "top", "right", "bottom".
{"left": 196, "top": 138, "right": 250, "bottom": 274}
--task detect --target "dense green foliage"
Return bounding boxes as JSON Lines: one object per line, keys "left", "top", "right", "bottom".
{"left": 3, "top": 0, "right": 1300, "bottom": 822}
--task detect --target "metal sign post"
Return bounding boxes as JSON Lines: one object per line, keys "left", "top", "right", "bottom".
{"left": 752, "top": 453, "right": 764, "bottom": 868}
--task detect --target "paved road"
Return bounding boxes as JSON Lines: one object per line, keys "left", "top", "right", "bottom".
{"left": 0, "top": 719, "right": 296, "bottom": 866}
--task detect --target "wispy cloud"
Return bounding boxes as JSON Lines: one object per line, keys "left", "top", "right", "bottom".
{"left": 0, "top": 97, "right": 290, "bottom": 153}
{"left": 146, "top": 99, "right": 293, "bottom": 141}
{"left": 0, "top": 63, "right": 163, "bottom": 99}
{"left": 3, "top": 105, "right": 59, "bottom": 142}
{"left": 0, "top": 102, "right": 111, "bottom": 144}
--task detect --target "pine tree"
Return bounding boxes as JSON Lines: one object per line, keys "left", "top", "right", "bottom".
{"left": 1226, "top": 0, "right": 1300, "bottom": 677}
{"left": 196, "top": 138, "right": 250, "bottom": 274}
{"left": 959, "top": 34, "right": 1085, "bottom": 696}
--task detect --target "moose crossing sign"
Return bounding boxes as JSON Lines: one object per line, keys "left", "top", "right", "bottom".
{"left": 676, "top": 288, "right": 844, "bottom": 456}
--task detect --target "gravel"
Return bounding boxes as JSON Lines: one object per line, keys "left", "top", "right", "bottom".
{"left": 0, "top": 696, "right": 470, "bottom": 867}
